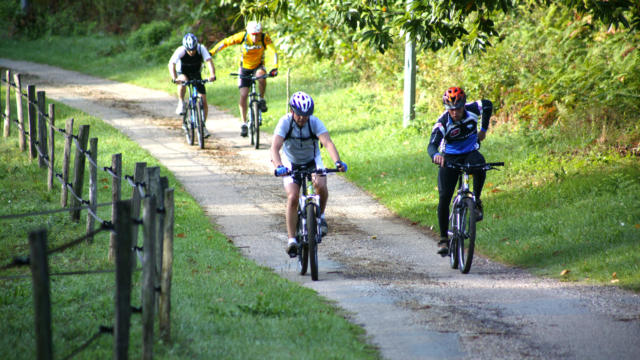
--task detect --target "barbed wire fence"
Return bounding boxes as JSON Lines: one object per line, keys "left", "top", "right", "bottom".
{"left": 1, "top": 69, "right": 175, "bottom": 360}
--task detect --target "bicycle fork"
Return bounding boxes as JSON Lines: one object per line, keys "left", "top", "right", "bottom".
{"left": 298, "top": 196, "right": 322, "bottom": 244}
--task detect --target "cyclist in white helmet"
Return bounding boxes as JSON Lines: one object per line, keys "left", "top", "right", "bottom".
{"left": 210, "top": 21, "right": 278, "bottom": 137}
{"left": 270, "top": 91, "right": 347, "bottom": 257}
{"left": 168, "top": 33, "right": 216, "bottom": 137}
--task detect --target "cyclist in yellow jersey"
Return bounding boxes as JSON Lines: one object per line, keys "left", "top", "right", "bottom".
{"left": 211, "top": 21, "right": 278, "bottom": 137}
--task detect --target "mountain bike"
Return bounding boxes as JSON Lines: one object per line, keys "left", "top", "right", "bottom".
{"left": 278, "top": 165, "right": 339, "bottom": 281}
{"left": 229, "top": 72, "right": 272, "bottom": 149}
{"left": 445, "top": 161, "right": 504, "bottom": 273}
{"left": 174, "top": 79, "right": 208, "bottom": 149}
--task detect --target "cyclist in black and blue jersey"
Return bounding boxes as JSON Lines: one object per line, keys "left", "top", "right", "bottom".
{"left": 427, "top": 87, "right": 493, "bottom": 256}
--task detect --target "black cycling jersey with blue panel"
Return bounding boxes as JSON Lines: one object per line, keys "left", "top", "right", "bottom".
{"left": 427, "top": 100, "right": 492, "bottom": 159}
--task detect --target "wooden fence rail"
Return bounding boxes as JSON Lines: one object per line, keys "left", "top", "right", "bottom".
{"left": 1, "top": 68, "right": 176, "bottom": 359}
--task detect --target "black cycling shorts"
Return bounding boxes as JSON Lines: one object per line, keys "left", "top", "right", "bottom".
{"left": 237, "top": 65, "right": 266, "bottom": 89}
{"left": 178, "top": 71, "right": 207, "bottom": 95}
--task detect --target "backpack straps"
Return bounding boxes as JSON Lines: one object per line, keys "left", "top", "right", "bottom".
{"left": 242, "top": 31, "right": 267, "bottom": 49}
{"left": 284, "top": 115, "right": 317, "bottom": 141}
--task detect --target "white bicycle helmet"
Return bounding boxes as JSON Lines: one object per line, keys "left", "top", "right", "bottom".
{"left": 182, "top": 33, "right": 198, "bottom": 51}
{"left": 246, "top": 21, "right": 262, "bottom": 34}
{"left": 289, "top": 91, "right": 314, "bottom": 116}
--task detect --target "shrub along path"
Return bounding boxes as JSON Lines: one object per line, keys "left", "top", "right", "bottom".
{"left": 3, "top": 58, "right": 639, "bottom": 360}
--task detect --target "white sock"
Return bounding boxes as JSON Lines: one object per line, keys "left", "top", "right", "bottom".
{"left": 288, "top": 237, "right": 297, "bottom": 244}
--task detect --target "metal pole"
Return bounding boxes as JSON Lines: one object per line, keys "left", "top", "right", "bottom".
{"left": 403, "top": 0, "right": 416, "bottom": 128}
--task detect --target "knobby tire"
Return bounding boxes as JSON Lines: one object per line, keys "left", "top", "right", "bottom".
{"left": 307, "top": 204, "right": 319, "bottom": 281}
{"left": 254, "top": 102, "right": 261, "bottom": 149}
{"left": 196, "top": 100, "right": 205, "bottom": 149}
{"left": 185, "top": 103, "right": 195, "bottom": 146}
{"left": 449, "top": 198, "right": 460, "bottom": 269}
{"left": 250, "top": 100, "right": 259, "bottom": 148}
{"left": 297, "top": 207, "right": 308, "bottom": 275}
{"left": 458, "top": 197, "right": 476, "bottom": 273}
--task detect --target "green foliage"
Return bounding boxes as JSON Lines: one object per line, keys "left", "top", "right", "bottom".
{"left": 127, "top": 20, "right": 175, "bottom": 62}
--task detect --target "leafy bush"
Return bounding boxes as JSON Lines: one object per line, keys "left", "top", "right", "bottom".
{"left": 128, "top": 20, "right": 172, "bottom": 48}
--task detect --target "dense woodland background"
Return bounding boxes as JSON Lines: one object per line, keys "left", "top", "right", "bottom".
{"left": 3, "top": 0, "right": 638, "bottom": 153}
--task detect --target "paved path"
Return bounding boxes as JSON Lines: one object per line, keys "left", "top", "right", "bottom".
{"left": 3, "top": 58, "right": 639, "bottom": 360}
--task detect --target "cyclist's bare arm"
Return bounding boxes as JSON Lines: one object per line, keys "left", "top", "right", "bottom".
{"left": 168, "top": 62, "right": 178, "bottom": 82}
{"left": 205, "top": 58, "right": 216, "bottom": 82}
{"left": 270, "top": 134, "right": 285, "bottom": 168}
{"left": 318, "top": 133, "right": 344, "bottom": 171}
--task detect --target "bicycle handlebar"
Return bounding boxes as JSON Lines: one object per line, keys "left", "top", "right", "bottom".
{"left": 275, "top": 167, "right": 340, "bottom": 177}
{"left": 444, "top": 162, "right": 504, "bottom": 172}
{"left": 172, "top": 79, "right": 209, "bottom": 85}
{"left": 229, "top": 73, "right": 272, "bottom": 81}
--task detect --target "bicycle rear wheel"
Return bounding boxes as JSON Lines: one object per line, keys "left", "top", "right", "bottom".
{"left": 184, "top": 103, "right": 195, "bottom": 146}
{"left": 297, "top": 208, "right": 308, "bottom": 275}
{"left": 196, "top": 99, "right": 205, "bottom": 149}
{"left": 457, "top": 197, "right": 476, "bottom": 273}
{"left": 307, "top": 204, "right": 319, "bottom": 281}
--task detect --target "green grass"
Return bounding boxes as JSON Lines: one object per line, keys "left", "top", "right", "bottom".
{"left": 0, "top": 98, "right": 378, "bottom": 359}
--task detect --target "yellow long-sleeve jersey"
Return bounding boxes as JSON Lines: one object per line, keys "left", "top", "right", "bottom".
{"left": 211, "top": 31, "right": 278, "bottom": 70}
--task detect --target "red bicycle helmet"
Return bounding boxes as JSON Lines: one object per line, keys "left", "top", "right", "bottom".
{"left": 443, "top": 87, "right": 466, "bottom": 109}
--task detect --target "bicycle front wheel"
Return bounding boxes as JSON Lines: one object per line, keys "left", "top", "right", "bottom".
{"left": 196, "top": 99, "right": 205, "bottom": 149}
{"left": 254, "top": 103, "right": 261, "bottom": 150}
{"left": 458, "top": 197, "right": 476, "bottom": 273}
{"left": 307, "top": 204, "right": 319, "bottom": 281}
{"left": 297, "top": 208, "right": 308, "bottom": 275}
{"left": 183, "top": 103, "right": 194, "bottom": 145}
{"left": 449, "top": 199, "right": 459, "bottom": 269}
{"left": 250, "top": 100, "right": 259, "bottom": 147}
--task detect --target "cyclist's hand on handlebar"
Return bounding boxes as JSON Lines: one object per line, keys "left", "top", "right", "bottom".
{"left": 335, "top": 161, "right": 348, "bottom": 172}
{"left": 274, "top": 165, "right": 288, "bottom": 177}
{"left": 432, "top": 154, "right": 445, "bottom": 167}
{"left": 269, "top": 68, "right": 278, "bottom": 77}
{"left": 478, "top": 130, "right": 486, "bottom": 142}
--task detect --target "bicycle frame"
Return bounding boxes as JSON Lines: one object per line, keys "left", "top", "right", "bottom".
{"left": 229, "top": 72, "right": 270, "bottom": 149}
{"left": 283, "top": 166, "right": 338, "bottom": 281}
{"left": 445, "top": 161, "right": 504, "bottom": 273}
{"left": 177, "top": 78, "right": 208, "bottom": 148}
{"left": 297, "top": 171, "right": 322, "bottom": 246}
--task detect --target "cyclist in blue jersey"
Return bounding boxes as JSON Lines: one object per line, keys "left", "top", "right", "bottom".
{"left": 270, "top": 91, "right": 347, "bottom": 257}
{"left": 427, "top": 87, "right": 493, "bottom": 256}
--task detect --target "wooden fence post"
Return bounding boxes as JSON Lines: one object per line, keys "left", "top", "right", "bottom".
{"left": 130, "top": 162, "right": 146, "bottom": 270}
{"left": 159, "top": 187, "right": 174, "bottom": 342}
{"left": 47, "top": 104, "right": 55, "bottom": 191}
{"left": 27, "top": 85, "right": 37, "bottom": 159}
{"left": 86, "top": 138, "right": 98, "bottom": 242}
{"left": 29, "top": 229, "right": 53, "bottom": 360}
{"left": 60, "top": 118, "right": 74, "bottom": 207}
{"left": 142, "top": 195, "right": 157, "bottom": 360}
{"left": 114, "top": 200, "right": 133, "bottom": 360}
{"left": 70, "top": 125, "right": 90, "bottom": 221}
{"left": 145, "top": 167, "right": 163, "bottom": 280}
{"left": 109, "top": 153, "right": 122, "bottom": 262}
{"left": 37, "top": 90, "right": 48, "bottom": 169}
{"left": 3, "top": 70, "right": 10, "bottom": 137}
{"left": 14, "top": 73, "right": 25, "bottom": 151}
